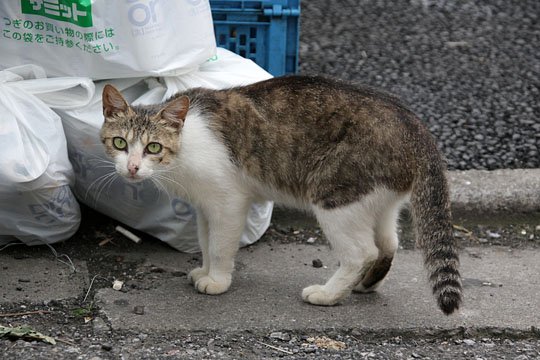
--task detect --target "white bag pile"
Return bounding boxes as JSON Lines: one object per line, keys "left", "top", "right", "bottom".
{"left": 0, "top": 1, "right": 274, "bottom": 252}
{"left": 0, "top": 65, "right": 87, "bottom": 246}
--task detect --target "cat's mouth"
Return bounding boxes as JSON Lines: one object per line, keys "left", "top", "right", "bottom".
{"left": 123, "top": 173, "right": 145, "bottom": 183}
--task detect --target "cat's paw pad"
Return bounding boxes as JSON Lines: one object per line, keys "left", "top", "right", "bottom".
{"left": 195, "top": 275, "right": 231, "bottom": 295}
{"left": 302, "top": 285, "right": 342, "bottom": 306}
{"left": 187, "top": 267, "right": 208, "bottom": 285}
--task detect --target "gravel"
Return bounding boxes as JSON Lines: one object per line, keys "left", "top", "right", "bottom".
{"left": 1, "top": 321, "right": 540, "bottom": 360}
{"left": 299, "top": 0, "right": 539, "bottom": 170}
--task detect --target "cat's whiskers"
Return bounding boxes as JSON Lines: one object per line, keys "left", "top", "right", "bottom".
{"left": 84, "top": 172, "right": 117, "bottom": 204}
{"left": 153, "top": 170, "right": 182, "bottom": 178}
{"left": 86, "top": 157, "right": 117, "bottom": 176}
{"left": 87, "top": 157, "right": 115, "bottom": 166}
{"left": 149, "top": 177, "right": 172, "bottom": 204}
{"left": 154, "top": 163, "right": 184, "bottom": 173}
{"left": 86, "top": 157, "right": 117, "bottom": 172}
{"left": 87, "top": 158, "right": 113, "bottom": 164}
{"left": 151, "top": 174, "right": 191, "bottom": 203}
{"left": 94, "top": 172, "right": 119, "bottom": 207}
{"left": 92, "top": 167, "right": 116, "bottom": 172}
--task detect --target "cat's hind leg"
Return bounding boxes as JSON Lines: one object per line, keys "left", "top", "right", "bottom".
{"left": 354, "top": 193, "right": 406, "bottom": 293}
{"left": 302, "top": 199, "right": 379, "bottom": 306}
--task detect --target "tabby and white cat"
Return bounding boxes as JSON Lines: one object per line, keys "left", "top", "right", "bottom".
{"left": 100, "top": 76, "right": 462, "bottom": 315}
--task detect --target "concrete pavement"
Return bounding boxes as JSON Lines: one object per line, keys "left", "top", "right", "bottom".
{"left": 94, "top": 243, "right": 540, "bottom": 334}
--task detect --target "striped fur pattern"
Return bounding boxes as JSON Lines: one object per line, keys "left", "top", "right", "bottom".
{"left": 100, "top": 76, "right": 462, "bottom": 315}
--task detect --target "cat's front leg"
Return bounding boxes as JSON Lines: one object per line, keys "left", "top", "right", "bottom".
{"left": 191, "top": 199, "right": 250, "bottom": 295}
{"left": 188, "top": 208, "right": 210, "bottom": 285}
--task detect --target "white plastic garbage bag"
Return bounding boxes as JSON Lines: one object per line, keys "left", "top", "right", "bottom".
{"left": 52, "top": 49, "right": 274, "bottom": 253}
{"left": 0, "top": 65, "right": 90, "bottom": 246}
{"left": 0, "top": 0, "right": 216, "bottom": 79}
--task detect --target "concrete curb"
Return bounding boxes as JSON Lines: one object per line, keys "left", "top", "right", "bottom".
{"left": 448, "top": 168, "right": 540, "bottom": 219}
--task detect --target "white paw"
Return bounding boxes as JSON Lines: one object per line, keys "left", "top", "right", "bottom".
{"left": 195, "top": 274, "right": 231, "bottom": 295}
{"left": 187, "top": 267, "right": 208, "bottom": 285}
{"left": 302, "top": 284, "right": 344, "bottom": 306}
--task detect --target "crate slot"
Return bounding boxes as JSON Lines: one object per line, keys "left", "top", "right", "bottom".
{"left": 218, "top": 34, "right": 227, "bottom": 45}
{"left": 210, "top": 0, "right": 300, "bottom": 76}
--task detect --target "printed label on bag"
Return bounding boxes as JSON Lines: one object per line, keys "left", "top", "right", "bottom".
{"left": 28, "top": 185, "right": 76, "bottom": 224}
{"left": 2, "top": 17, "right": 119, "bottom": 55}
{"left": 21, "top": 0, "right": 93, "bottom": 28}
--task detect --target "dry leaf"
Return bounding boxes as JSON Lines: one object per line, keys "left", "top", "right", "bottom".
{"left": 0, "top": 325, "right": 56, "bottom": 345}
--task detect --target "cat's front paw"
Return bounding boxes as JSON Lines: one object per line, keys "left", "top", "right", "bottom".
{"left": 302, "top": 285, "right": 344, "bottom": 306}
{"left": 195, "top": 274, "right": 231, "bottom": 295}
{"left": 187, "top": 267, "right": 208, "bottom": 285}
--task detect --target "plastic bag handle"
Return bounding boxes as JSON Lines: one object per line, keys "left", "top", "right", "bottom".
{"left": 1, "top": 65, "right": 95, "bottom": 110}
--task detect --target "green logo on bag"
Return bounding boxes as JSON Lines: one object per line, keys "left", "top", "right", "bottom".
{"left": 21, "top": 0, "right": 92, "bottom": 28}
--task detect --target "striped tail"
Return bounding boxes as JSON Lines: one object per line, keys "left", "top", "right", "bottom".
{"left": 410, "top": 150, "right": 462, "bottom": 315}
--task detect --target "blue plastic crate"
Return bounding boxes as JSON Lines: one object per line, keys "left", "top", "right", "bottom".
{"left": 209, "top": 0, "right": 300, "bottom": 76}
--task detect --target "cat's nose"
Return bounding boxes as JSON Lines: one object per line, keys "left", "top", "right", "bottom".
{"left": 128, "top": 163, "right": 139, "bottom": 176}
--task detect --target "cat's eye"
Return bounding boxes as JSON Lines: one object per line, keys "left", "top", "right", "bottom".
{"left": 146, "top": 142, "right": 162, "bottom": 154}
{"left": 113, "top": 137, "right": 127, "bottom": 151}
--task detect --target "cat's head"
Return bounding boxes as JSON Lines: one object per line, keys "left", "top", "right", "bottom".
{"left": 100, "top": 84, "right": 190, "bottom": 182}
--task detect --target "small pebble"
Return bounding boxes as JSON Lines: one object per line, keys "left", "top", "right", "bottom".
{"left": 149, "top": 266, "right": 165, "bottom": 273}
{"left": 112, "top": 280, "right": 123, "bottom": 291}
{"left": 101, "top": 343, "right": 113, "bottom": 351}
{"left": 312, "top": 259, "right": 323, "bottom": 268}
{"left": 133, "top": 305, "right": 145, "bottom": 315}
{"left": 270, "top": 331, "right": 291, "bottom": 341}
{"left": 92, "top": 317, "right": 109, "bottom": 333}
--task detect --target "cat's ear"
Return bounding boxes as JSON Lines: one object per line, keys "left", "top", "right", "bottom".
{"left": 158, "top": 96, "right": 190, "bottom": 129}
{"left": 102, "top": 84, "right": 129, "bottom": 118}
